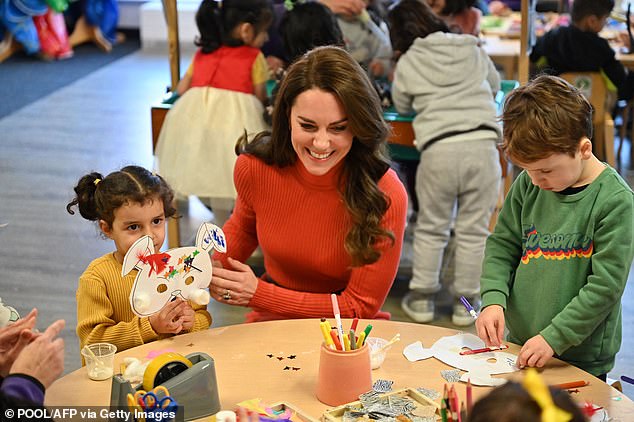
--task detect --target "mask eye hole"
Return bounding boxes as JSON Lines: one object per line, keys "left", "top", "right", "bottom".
{"left": 157, "top": 284, "right": 168, "bottom": 293}
{"left": 184, "top": 276, "right": 194, "bottom": 286}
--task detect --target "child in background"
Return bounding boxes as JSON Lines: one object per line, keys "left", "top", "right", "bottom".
{"left": 477, "top": 76, "right": 634, "bottom": 379}
{"left": 426, "top": 0, "right": 482, "bottom": 36}
{"left": 155, "top": 0, "right": 273, "bottom": 227}
{"left": 337, "top": 0, "right": 393, "bottom": 77}
{"left": 389, "top": 0, "right": 501, "bottom": 326}
{"left": 280, "top": 1, "right": 344, "bottom": 65}
{"left": 468, "top": 369, "right": 587, "bottom": 422}
{"left": 67, "top": 166, "right": 212, "bottom": 355}
{"left": 262, "top": 1, "right": 345, "bottom": 125}
{"left": 530, "top": 0, "right": 634, "bottom": 102}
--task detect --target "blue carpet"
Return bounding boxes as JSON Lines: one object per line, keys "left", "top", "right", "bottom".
{"left": 0, "top": 30, "right": 140, "bottom": 119}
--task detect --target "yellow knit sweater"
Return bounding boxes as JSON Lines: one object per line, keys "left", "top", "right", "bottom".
{"left": 76, "top": 252, "right": 212, "bottom": 355}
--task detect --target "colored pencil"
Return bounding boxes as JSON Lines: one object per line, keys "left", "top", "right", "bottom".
{"left": 466, "top": 378, "right": 473, "bottom": 413}
{"left": 553, "top": 380, "right": 589, "bottom": 389}
{"left": 440, "top": 399, "right": 448, "bottom": 422}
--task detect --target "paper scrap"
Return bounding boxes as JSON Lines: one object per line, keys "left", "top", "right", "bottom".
{"left": 403, "top": 341, "right": 434, "bottom": 362}
{"left": 460, "top": 371, "right": 508, "bottom": 387}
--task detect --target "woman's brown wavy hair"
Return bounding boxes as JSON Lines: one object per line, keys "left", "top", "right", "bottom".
{"left": 236, "top": 46, "right": 395, "bottom": 266}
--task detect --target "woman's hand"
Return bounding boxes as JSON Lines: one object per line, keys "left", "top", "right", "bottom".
{"left": 319, "top": 0, "right": 365, "bottom": 18}
{"left": 10, "top": 319, "right": 65, "bottom": 389}
{"left": 210, "top": 257, "right": 258, "bottom": 306}
{"left": 475, "top": 304, "right": 505, "bottom": 347}
{"left": 0, "top": 309, "right": 39, "bottom": 377}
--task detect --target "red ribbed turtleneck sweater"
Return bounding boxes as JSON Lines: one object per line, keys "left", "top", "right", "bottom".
{"left": 215, "top": 154, "right": 408, "bottom": 322}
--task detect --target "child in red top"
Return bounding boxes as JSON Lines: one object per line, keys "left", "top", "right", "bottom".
{"left": 156, "top": 0, "right": 273, "bottom": 226}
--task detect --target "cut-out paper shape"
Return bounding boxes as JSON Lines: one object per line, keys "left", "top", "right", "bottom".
{"left": 403, "top": 333, "right": 518, "bottom": 384}
{"left": 146, "top": 349, "right": 176, "bottom": 359}
{"left": 123, "top": 223, "right": 227, "bottom": 316}
{"left": 460, "top": 370, "right": 508, "bottom": 387}
{"left": 403, "top": 341, "right": 434, "bottom": 362}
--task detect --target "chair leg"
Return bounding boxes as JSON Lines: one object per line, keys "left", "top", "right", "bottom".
{"left": 618, "top": 103, "right": 630, "bottom": 161}
{"left": 167, "top": 218, "right": 181, "bottom": 248}
{"left": 604, "top": 117, "right": 616, "bottom": 168}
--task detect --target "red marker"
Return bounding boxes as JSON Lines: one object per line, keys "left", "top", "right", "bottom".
{"left": 351, "top": 317, "right": 359, "bottom": 332}
{"left": 459, "top": 345, "right": 509, "bottom": 355}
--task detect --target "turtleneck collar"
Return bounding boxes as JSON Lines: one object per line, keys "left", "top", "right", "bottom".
{"left": 291, "top": 156, "right": 346, "bottom": 191}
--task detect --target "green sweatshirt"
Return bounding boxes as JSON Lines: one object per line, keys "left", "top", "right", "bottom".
{"left": 481, "top": 166, "right": 634, "bottom": 376}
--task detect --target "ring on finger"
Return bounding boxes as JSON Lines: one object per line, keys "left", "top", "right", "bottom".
{"left": 222, "top": 289, "right": 232, "bottom": 301}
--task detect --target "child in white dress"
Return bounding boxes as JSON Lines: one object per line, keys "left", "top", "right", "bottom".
{"left": 156, "top": 0, "right": 273, "bottom": 226}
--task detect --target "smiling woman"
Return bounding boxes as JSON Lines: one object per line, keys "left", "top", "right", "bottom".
{"left": 209, "top": 46, "right": 409, "bottom": 323}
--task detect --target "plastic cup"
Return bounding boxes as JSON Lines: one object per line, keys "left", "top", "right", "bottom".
{"left": 366, "top": 337, "right": 390, "bottom": 370}
{"left": 81, "top": 343, "right": 116, "bottom": 381}
{"left": 315, "top": 342, "right": 372, "bottom": 406}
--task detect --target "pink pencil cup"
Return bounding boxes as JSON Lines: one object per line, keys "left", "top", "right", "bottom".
{"left": 315, "top": 342, "right": 372, "bottom": 406}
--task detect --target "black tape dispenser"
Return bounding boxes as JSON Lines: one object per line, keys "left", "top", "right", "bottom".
{"left": 110, "top": 352, "right": 220, "bottom": 421}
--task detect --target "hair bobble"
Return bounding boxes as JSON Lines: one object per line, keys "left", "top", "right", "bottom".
{"left": 285, "top": 0, "right": 303, "bottom": 11}
{"left": 523, "top": 369, "right": 573, "bottom": 422}
{"left": 94, "top": 179, "right": 101, "bottom": 186}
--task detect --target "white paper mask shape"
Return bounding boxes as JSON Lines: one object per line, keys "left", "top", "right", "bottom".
{"left": 123, "top": 223, "right": 227, "bottom": 316}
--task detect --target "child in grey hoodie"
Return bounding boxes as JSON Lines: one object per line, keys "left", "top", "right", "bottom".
{"left": 388, "top": 0, "right": 501, "bottom": 326}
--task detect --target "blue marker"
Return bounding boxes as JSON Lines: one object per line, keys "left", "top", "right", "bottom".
{"left": 622, "top": 375, "right": 634, "bottom": 385}
{"left": 460, "top": 296, "right": 478, "bottom": 319}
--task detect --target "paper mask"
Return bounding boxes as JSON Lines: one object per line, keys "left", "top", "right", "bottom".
{"left": 123, "top": 223, "right": 227, "bottom": 316}
{"left": 403, "top": 333, "right": 519, "bottom": 386}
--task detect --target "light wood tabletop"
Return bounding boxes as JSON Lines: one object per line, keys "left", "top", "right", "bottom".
{"left": 45, "top": 319, "right": 634, "bottom": 420}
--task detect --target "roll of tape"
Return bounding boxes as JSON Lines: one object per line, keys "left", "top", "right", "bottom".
{"left": 143, "top": 352, "right": 192, "bottom": 391}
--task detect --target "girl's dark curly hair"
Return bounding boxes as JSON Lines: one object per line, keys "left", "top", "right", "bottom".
{"left": 66, "top": 165, "right": 176, "bottom": 229}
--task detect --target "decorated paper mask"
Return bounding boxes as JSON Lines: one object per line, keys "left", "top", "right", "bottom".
{"left": 123, "top": 223, "right": 227, "bottom": 317}
{"left": 0, "top": 297, "right": 20, "bottom": 327}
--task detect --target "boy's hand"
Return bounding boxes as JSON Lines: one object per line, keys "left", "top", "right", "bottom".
{"left": 149, "top": 299, "right": 189, "bottom": 334}
{"left": 176, "top": 301, "right": 195, "bottom": 331}
{"left": 475, "top": 305, "right": 505, "bottom": 347}
{"left": 517, "top": 334, "right": 554, "bottom": 369}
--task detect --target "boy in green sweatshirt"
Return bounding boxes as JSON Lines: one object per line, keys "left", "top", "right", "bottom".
{"left": 476, "top": 75, "right": 634, "bottom": 379}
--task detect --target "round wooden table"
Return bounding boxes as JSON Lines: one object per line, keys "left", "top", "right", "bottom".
{"left": 46, "top": 319, "right": 634, "bottom": 420}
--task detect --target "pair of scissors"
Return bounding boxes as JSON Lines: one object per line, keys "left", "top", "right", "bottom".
{"left": 137, "top": 386, "right": 175, "bottom": 411}
{"left": 127, "top": 393, "right": 146, "bottom": 422}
